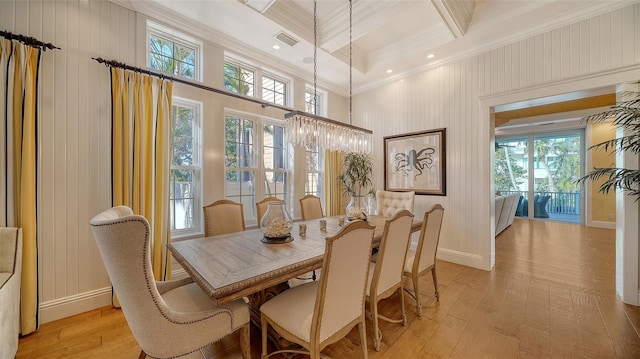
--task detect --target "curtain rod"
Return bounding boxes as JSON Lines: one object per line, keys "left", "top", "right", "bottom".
{"left": 92, "top": 57, "right": 373, "bottom": 135}
{"left": 92, "top": 57, "right": 291, "bottom": 112}
{"left": 0, "top": 30, "right": 60, "bottom": 51}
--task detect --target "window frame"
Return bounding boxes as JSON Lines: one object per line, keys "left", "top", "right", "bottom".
{"left": 262, "top": 73, "right": 288, "bottom": 106}
{"left": 224, "top": 110, "right": 291, "bottom": 225}
{"left": 223, "top": 59, "right": 256, "bottom": 97}
{"left": 170, "top": 97, "right": 203, "bottom": 238}
{"left": 147, "top": 20, "right": 203, "bottom": 81}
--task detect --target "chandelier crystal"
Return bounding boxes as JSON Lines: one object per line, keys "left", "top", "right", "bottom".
{"left": 284, "top": 0, "right": 372, "bottom": 153}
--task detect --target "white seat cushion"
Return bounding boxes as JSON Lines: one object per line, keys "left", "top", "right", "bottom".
{"left": 162, "top": 282, "right": 249, "bottom": 325}
{"left": 403, "top": 248, "right": 417, "bottom": 274}
{"left": 261, "top": 281, "right": 319, "bottom": 342}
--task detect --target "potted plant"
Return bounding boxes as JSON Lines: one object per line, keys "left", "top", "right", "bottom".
{"left": 578, "top": 82, "right": 640, "bottom": 200}
{"left": 337, "top": 152, "right": 375, "bottom": 220}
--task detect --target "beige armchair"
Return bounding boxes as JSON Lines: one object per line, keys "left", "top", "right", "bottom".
{"left": 375, "top": 190, "right": 415, "bottom": 216}
{"left": 366, "top": 210, "right": 414, "bottom": 351}
{"left": 0, "top": 227, "right": 22, "bottom": 359}
{"left": 260, "top": 220, "right": 375, "bottom": 359}
{"left": 403, "top": 204, "right": 445, "bottom": 316}
{"left": 203, "top": 199, "right": 245, "bottom": 236}
{"left": 299, "top": 194, "right": 323, "bottom": 220}
{"left": 90, "top": 206, "right": 250, "bottom": 359}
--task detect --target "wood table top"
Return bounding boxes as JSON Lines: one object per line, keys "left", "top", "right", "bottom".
{"left": 168, "top": 215, "right": 422, "bottom": 305}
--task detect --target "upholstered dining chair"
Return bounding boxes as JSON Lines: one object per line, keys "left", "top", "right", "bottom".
{"left": 375, "top": 190, "right": 415, "bottom": 217}
{"left": 366, "top": 210, "right": 414, "bottom": 351}
{"left": 89, "top": 206, "right": 250, "bottom": 359}
{"left": 260, "top": 220, "right": 375, "bottom": 359}
{"left": 403, "top": 204, "right": 445, "bottom": 316}
{"left": 299, "top": 194, "right": 323, "bottom": 220}
{"left": 256, "top": 197, "right": 283, "bottom": 228}
{"left": 203, "top": 199, "right": 245, "bottom": 237}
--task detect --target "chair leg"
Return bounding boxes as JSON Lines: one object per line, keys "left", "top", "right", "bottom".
{"left": 138, "top": 350, "right": 147, "bottom": 359}
{"left": 240, "top": 323, "right": 251, "bottom": 359}
{"left": 431, "top": 266, "right": 439, "bottom": 301}
{"left": 358, "top": 320, "right": 368, "bottom": 359}
{"left": 398, "top": 287, "right": 407, "bottom": 326}
{"left": 412, "top": 273, "right": 422, "bottom": 317}
{"left": 371, "top": 299, "right": 382, "bottom": 351}
{"left": 261, "top": 314, "right": 269, "bottom": 359}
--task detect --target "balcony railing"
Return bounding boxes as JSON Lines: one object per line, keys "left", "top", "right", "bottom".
{"left": 498, "top": 190, "right": 580, "bottom": 216}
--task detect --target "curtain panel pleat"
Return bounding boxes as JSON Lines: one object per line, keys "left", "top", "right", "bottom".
{"left": 324, "top": 150, "right": 344, "bottom": 216}
{"left": 110, "top": 68, "right": 172, "bottom": 300}
{"left": 0, "top": 38, "right": 41, "bottom": 335}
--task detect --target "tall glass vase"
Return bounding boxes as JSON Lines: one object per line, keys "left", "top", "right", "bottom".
{"left": 346, "top": 195, "right": 368, "bottom": 221}
{"left": 261, "top": 202, "right": 293, "bottom": 243}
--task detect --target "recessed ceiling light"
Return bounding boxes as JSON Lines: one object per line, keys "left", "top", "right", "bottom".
{"left": 386, "top": 69, "right": 393, "bottom": 74}
{"left": 426, "top": 54, "right": 435, "bottom": 59}
{"left": 272, "top": 44, "right": 280, "bottom": 50}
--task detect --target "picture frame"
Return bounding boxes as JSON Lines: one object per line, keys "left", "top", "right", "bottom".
{"left": 383, "top": 128, "right": 446, "bottom": 195}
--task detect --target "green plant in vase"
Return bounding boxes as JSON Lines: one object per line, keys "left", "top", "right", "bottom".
{"left": 338, "top": 152, "right": 375, "bottom": 220}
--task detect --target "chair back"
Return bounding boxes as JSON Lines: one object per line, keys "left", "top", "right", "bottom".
{"left": 370, "top": 210, "right": 414, "bottom": 296}
{"left": 89, "top": 206, "right": 176, "bottom": 355}
{"left": 203, "top": 199, "right": 245, "bottom": 236}
{"left": 299, "top": 194, "right": 323, "bottom": 221}
{"left": 311, "top": 220, "right": 374, "bottom": 343}
{"left": 256, "top": 197, "right": 283, "bottom": 228}
{"left": 376, "top": 190, "right": 415, "bottom": 217}
{"left": 415, "top": 204, "right": 445, "bottom": 272}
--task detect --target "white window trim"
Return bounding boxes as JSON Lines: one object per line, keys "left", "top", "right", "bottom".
{"left": 171, "top": 97, "right": 203, "bottom": 238}
{"left": 147, "top": 20, "right": 203, "bottom": 81}
{"left": 262, "top": 72, "right": 290, "bottom": 106}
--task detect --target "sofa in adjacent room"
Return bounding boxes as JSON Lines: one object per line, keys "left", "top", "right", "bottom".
{"left": 0, "top": 227, "right": 22, "bottom": 359}
{"left": 495, "top": 194, "right": 520, "bottom": 235}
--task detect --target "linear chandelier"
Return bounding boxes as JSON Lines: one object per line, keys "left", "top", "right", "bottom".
{"left": 284, "top": 0, "right": 372, "bottom": 153}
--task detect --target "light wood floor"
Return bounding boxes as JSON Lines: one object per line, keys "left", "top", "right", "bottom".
{"left": 17, "top": 219, "right": 640, "bottom": 358}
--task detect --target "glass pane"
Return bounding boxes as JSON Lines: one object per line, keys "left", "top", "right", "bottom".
{"left": 172, "top": 106, "right": 194, "bottom": 166}
{"left": 533, "top": 134, "right": 581, "bottom": 222}
{"left": 170, "top": 169, "right": 194, "bottom": 230}
{"left": 495, "top": 138, "right": 528, "bottom": 217}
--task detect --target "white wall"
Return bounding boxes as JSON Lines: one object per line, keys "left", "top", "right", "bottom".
{"left": 354, "top": 4, "right": 640, "bottom": 275}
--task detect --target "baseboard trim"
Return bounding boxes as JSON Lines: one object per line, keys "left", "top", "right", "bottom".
{"left": 588, "top": 220, "right": 616, "bottom": 229}
{"left": 437, "top": 248, "right": 486, "bottom": 270}
{"left": 39, "top": 287, "right": 112, "bottom": 324}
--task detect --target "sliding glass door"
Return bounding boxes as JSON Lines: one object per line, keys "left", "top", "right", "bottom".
{"left": 495, "top": 130, "right": 583, "bottom": 224}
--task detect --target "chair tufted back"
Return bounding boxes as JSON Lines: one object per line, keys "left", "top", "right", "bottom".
{"left": 376, "top": 190, "right": 415, "bottom": 217}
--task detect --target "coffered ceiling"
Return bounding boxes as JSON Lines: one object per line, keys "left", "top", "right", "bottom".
{"left": 114, "top": 0, "right": 635, "bottom": 94}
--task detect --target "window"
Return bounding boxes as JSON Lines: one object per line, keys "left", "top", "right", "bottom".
{"left": 224, "top": 62, "right": 255, "bottom": 97}
{"left": 147, "top": 21, "right": 201, "bottom": 80}
{"left": 262, "top": 75, "right": 287, "bottom": 106}
{"left": 305, "top": 89, "right": 321, "bottom": 115}
{"left": 225, "top": 113, "right": 289, "bottom": 223}
{"left": 305, "top": 143, "right": 324, "bottom": 199}
{"left": 170, "top": 99, "right": 202, "bottom": 235}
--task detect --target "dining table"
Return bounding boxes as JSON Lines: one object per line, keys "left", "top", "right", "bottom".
{"left": 168, "top": 214, "right": 422, "bottom": 349}
{"left": 168, "top": 214, "right": 423, "bottom": 306}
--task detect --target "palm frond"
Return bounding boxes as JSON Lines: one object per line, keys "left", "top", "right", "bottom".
{"left": 578, "top": 168, "right": 640, "bottom": 201}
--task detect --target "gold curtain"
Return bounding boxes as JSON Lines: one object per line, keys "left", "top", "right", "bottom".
{"left": 0, "top": 38, "right": 41, "bottom": 335}
{"left": 110, "top": 68, "right": 173, "bottom": 295}
{"left": 324, "top": 150, "right": 344, "bottom": 216}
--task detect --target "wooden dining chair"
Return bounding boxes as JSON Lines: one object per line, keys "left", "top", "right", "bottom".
{"left": 260, "top": 220, "right": 375, "bottom": 359}
{"left": 203, "top": 199, "right": 245, "bottom": 237}
{"left": 256, "top": 197, "right": 283, "bottom": 228}
{"left": 375, "top": 190, "right": 415, "bottom": 216}
{"left": 403, "top": 204, "right": 445, "bottom": 316}
{"left": 90, "top": 206, "right": 251, "bottom": 359}
{"left": 299, "top": 194, "right": 323, "bottom": 220}
{"left": 366, "top": 210, "right": 414, "bottom": 351}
